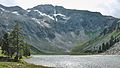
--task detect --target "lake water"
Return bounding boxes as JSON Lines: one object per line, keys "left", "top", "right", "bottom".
{"left": 25, "top": 55, "right": 120, "bottom": 68}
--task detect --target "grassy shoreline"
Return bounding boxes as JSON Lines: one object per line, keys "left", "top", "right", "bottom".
{"left": 0, "top": 62, "right": 54, "bottom": 68}
{"left": 0, "top": 53, "right": 54, "bottom": 68}
{"left": 0, "top": 57, "right": 54, "bottom": 68}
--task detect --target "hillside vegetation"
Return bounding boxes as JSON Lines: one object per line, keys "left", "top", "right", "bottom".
{"left": 71, "top": 20, "right": 120, "bottom": 55}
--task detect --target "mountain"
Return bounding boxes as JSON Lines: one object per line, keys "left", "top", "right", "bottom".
{"left": 71, "top": 19, "right": 120, "bottom": 54}
{"left": 0, "top": 4, "right": 119, "bottom": 54}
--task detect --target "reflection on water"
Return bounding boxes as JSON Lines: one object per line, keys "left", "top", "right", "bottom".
{"left": 25, "top": 55, "right": 120, "bottom": 68}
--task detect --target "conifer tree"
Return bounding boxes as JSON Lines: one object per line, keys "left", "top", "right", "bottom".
{"left": 9, "top": 23, "right": 25, "bottom": 61}
{"left": 1, "top": 32, "right": 10, "bottom": 56}
{"left": 102, "top": 43, "right": 105, "bottom": 51}
{"left": 1, "top": 22, "right": 31, "bottom": 61}
{"left": 23, "top": 42, "right": 31, "bottom": 57}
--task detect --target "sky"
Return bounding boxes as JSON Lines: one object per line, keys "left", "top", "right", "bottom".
{"left": 0, "top": 0, "right": 120, "bottom": 18}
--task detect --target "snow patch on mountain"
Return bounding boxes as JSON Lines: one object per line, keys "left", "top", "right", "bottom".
{"left": 0, "top": 7, "right": 5, "bottom": 11}
{"left": 32, "top": 18, "right": 44, "bottom": 26}
{"left": 0, "top": 7, "right": 10, "bottom": 12}
{"left": 32, "top": 18, "right": 51, "bottom": 28}
{"left": 42, "top": 20, "right": 51, "bottom": 28}
{"left": 34, "top": 10, "right": 54, "bottom": 20}
{"left": 12, "top": 11, "right": 20, "bottom": 15}
{"left": 27, "top": 9, "right": 31, "bottom": 12}
{"left": 53, "top": 13, "right": 70, "bottom": 21}
{"left": 54, "top": 13, "right": 66, "bottom": 17}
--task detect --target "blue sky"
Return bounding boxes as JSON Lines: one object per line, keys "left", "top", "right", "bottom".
{"left": 0, "top": 0, "right": 120, "bottom": 18}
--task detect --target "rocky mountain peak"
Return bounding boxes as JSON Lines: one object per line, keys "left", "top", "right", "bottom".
{"left": 0, "top": 4, "right": 119, "bottom": 54}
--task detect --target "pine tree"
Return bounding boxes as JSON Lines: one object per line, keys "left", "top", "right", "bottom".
{"left": 9, "top": 23, "right": 25, "bottom": 61}
{"left": 105, "top": 42, "right": 110, "bottom": 50}
{"left": 98, "top": 46, "right": 102, "bottom": 53}
{"left": 102, "top": 43, "right": 105, "bottom": 51}
{"left": 23, "top": 42, "right": 31, "bottom": 57}
{"left": 109, "top": 36, "right": 114, "bottom": 46}
{"left": 1, "top": 22, "right": 31, "bottom": 61}
{"left": 1, "top": 32, "right": 10, "bottom": 56}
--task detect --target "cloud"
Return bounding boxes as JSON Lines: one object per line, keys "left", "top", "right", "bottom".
{"left": 0, "top": 0, "right": 120, "bottom": 18}
{"left": 14, "top": 0, "right": 113, "bottom": 12}
{"left": 0, "top": 0, "right": 16, "bottom": 6}
{"left": 110, "top": 0, "right": 120, "bottom": 18}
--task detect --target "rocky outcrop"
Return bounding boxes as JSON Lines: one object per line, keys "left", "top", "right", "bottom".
{"left": 102, "top": 42, "right": 120, "bottom": 55}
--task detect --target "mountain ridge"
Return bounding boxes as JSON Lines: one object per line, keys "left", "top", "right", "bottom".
{"left": 0, "top": 4, "right": 119, "bottom": 54}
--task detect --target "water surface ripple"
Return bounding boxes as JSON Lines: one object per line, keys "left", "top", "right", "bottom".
{"left": 25, "top": 55, "right": 120, "bottom": 68}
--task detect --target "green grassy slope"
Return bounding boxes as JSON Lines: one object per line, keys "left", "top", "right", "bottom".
{"left": 70, "top": 30, "right": 120, "bottom": 55}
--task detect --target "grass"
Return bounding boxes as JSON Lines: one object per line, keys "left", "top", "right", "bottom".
{"left": 0, "top": 56, "right": 54, "bottom": 68}
{"left": 70, "top": 30, "right": 120, "bottom": 55}
{"left": 0, "top": 50, "right": 54, "bottom": 68}
{"left": 0, "top": 62, "right": 53, "bottom": 68}
{"left": 70, "top": 35, "right": 105, "bottom": 54}
{"left": 0, "top": 50, "right": 6, "bottom": 57}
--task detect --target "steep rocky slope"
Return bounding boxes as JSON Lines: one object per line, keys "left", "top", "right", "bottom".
{"left": 71, "top": 20, "right": 120, "bottom": 54}
{"left": 0, "top": 4, "right": 119, "bottom": 54}
{"left": 103, "top": 42, "right": 120, "bottom": 55}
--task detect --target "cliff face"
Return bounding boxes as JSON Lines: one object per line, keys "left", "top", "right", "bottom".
{"left": 0, "top": 4, "right": 119, "bottom": 54}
